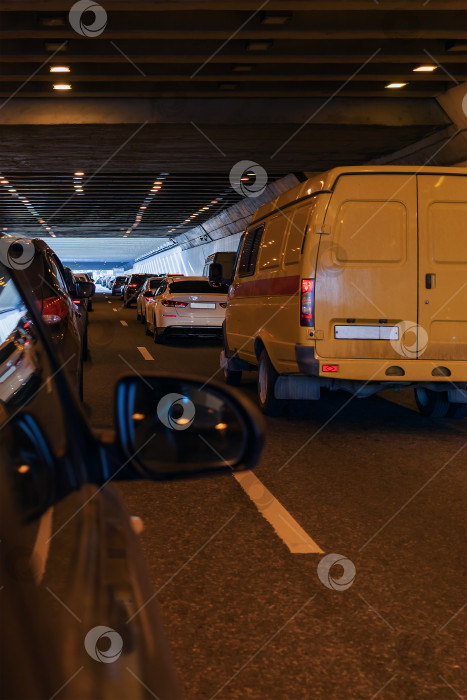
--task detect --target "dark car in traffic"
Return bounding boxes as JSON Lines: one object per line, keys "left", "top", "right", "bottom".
{"left": 0, "top": 248, "right": 263, "bottom": 700}
{"left": 111, "top": 275, "right": 128, "bottom": 296}
{"left": 123, "top": 273, "right": 153, "bottom": 307}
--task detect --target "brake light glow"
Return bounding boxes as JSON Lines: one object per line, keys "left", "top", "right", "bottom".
{"left": 322, "top": 364, "right": 339, "bottom": 373}
{"left": 129, "top": 283, "right": 138, "bottom": 288}
{"left": 162, "top": 299, "right": 188, "bottom": 307}
{"left": 39, "top": 296, "right": 68, "bottom": 325}
{"left": 300, "top": 279, "right": 315, "bottom": 327}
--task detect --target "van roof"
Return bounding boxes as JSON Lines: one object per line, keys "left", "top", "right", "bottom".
{"left": 250, "top": 165, "right": 467, "bottom": 226}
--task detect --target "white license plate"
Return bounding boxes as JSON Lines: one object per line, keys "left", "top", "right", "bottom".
{"left": 334, "top": 325, "right": 398, "bottom": 340}
{"left": 190, "top": 302, "right": 216, "bottom": 309}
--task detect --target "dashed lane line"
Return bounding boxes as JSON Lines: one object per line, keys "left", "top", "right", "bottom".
{"left": 234, "top": 471, "right": 324, "bottom": 554}
{"left": 137, "top": 346, "right": 154, "bottom": 360}
{"left": 120, "top": 320, "right": 128, "bottom": 326}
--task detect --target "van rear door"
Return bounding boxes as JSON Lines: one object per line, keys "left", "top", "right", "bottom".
{"left": 417, "top": 173, "right": 467, "bottom": 361}
{"left": 314, "top": 174, "right": 418, "bottom": 360}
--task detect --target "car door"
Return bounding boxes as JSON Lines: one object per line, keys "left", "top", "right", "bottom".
{"left": 314, "top": 173, "right": 418, "bottom": 360}
{"left": 152, "top": 279, "right": 168, "bottom": 327}
{"left": 0, "top": 260, "right": 182, "bottom": 700}
{"left": 417, "top": 173, "right": 467, "bottom": 361}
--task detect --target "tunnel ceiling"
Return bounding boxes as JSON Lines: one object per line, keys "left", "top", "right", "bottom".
{"left": 1, "top": 1, "right": 465, "bottom": 100}
{"left": 0, "top": 0, "right": 465, "bottom": 246}
{"left": 0, "top": 172, "right": 285, "bottom": 238}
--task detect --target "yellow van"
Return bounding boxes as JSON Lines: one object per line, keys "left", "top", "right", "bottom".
{"left": 219, "top": 166, "right": 467, "bottom": 418}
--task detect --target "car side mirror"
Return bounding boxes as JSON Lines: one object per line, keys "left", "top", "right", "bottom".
{"left": 76, "top": 281, "right": 95, "bottom": 299}
{"left": 114, "top": 374, "right": 264, "bottom": 479}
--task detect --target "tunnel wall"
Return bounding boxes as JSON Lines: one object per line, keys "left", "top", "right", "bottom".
{"left": 132, "top": 233, "right": 243, "bottom": 276}
{"left": 131, "top": 173, "right": 300, "bottom": 275}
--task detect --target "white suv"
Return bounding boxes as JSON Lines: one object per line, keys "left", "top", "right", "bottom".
{"left": 145, "top": 276, "right": 229, "bottom": 343}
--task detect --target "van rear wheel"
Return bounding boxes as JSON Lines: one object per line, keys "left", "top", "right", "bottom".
{"left": 414, "top": 388, "right": 450, "bottom": 418}
{"left": 258, "top": 350, "right": 285, "bottom": 416}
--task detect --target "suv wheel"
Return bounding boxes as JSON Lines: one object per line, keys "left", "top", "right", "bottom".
{"left": 258, "top": 350, "right": 285, "bottom": 416}
{"left": 414, "top": 388, "right": 449, "bottom": 418}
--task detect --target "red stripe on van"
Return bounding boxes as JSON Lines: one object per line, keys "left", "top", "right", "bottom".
{"left": 232, "top": 275, "right": 300, "bottom": 298}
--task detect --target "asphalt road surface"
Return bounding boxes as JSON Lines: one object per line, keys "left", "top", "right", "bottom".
{"left": 84, "top": 291, "right": 466, "bottom": 700}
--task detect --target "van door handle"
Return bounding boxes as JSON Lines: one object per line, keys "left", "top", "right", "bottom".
{"left": 425, "top": 273, "right": 436, "bottom": 289}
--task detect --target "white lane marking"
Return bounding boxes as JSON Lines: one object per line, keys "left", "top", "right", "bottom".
{"left": 120, "top": 320, "right": 128, "bottom": 326}
{"left": 108, "top": 301, "right": 111, "bottom": 303}
{"left": 137, "top": 346, "right": 154, "bottom": 360}
{"left": 30, "top": 506, "right": 54, "bottom": 584}
{"left": 234, "top": 471, "right": 323, "bottom": 554}
{"left": 113, "top": 308, "right": 118, "bottom": 312}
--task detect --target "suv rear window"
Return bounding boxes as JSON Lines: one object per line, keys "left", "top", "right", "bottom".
{"left": 130, "top": 274, "right": 150, "bottom": 284}
{"left": 115, "top": 277, "right": 126, "bottom": 283}
{"left": 169, "top": 281, "right": 229, "bottom": 294}
{"left": 149, "top": 277, "right": 164, "bottom": 289}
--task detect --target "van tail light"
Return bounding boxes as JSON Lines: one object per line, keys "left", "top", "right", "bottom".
{"left": 38, "top": 296, "right": 68, "bottom": 325}
{"left": 162, "top": 299, "right": 188, "bottom": 308}
{"left": 219, "top": 302, "right": 228, "bottom": 308}
{"left": 300, "top": 279, "right": 315, "bottom": 327}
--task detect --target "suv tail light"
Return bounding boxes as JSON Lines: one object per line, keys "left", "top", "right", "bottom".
{"left": 39, "top": 296, "right": 68, "bottom": 325}
{"left": 128, "top": 283, "right": 138, "bottom": 288}
{"left": 162, "top": 299, "right": 188, "bottom": 308}
{"left": 300, "top": 279, "right": 315, "bottom": 327}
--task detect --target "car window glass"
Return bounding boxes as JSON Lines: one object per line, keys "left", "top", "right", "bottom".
{"left": 169, "top": 280, "right": 229, "bottom": 294}
{"left": 48, "top": 255, "right": 68, "bottom": 294}
{"left": 238, "top": 225, "right": 264, "bottom": 277}
{"left": 155, "top": 281, "right": 167, "bottom": 296}
{"left": 0, "top": 264, "right": 67, "bottom": 519}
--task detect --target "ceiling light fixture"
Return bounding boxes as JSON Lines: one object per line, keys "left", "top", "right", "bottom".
{"left": 50, "top": 66, "right": 70, "bottom": 73}
{"left": 260, "top": 11, "right": 292, "bottom": 25}
{"left": 246, "top": 40, "right": 273, "bottom": 52}
{"left": 385, "top": 82, "right": 407, "bottom": 88}
{"left": 413, "top": 65, "right": 437, "bottom": 72}
{"left": 44, "top": 41, "right": 68, "bottom": 52}
{"left": 53, "top": 83, "right": 72, "bottom": 90}
{"left": 74, "top": 171, "right": 84, "bottom": 176}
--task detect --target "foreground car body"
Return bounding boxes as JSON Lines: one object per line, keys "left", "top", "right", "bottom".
{"left": 0, "top": 255, "right": 263, "bottom": 698}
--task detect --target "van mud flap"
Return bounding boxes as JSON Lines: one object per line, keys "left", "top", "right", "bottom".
{"left": 295, "top": 344, "right": 320, "bottom": 376}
